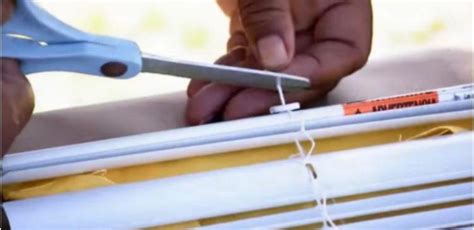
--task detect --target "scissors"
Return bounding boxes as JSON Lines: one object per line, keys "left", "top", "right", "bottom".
{"left": 1, "top": 0, "right": 310, "bottom": 91}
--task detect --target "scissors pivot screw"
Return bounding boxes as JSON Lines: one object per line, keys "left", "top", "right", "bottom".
{"left": 101, "top": 62, "right": 128, "bottom": 77}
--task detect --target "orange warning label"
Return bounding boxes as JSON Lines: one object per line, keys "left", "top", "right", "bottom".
{"left": 343, "top": 92, "right": 439, "bottom": 115}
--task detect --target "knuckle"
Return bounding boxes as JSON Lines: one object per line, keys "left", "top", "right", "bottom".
{"left": 239, "top": 0, "right": 287, "bottom": 30}
{"left": 227, "top": 33, "right": 248, "bottom": 50}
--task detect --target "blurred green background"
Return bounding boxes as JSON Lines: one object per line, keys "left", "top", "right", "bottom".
{"left": 29, "top": 0, "right": 472, "bottom": 112}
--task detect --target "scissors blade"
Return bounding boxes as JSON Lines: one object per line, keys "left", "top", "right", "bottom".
{"left": 141, "top": 53, "right": 310, "bottom": 91}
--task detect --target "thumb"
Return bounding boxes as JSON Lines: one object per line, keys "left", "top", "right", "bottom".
{"left": 238, "top": 0, "right": 294, "bottom": 70}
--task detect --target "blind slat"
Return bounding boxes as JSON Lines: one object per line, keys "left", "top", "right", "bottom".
{"left": 341, "top": 204, "right": 474, "bottom": 228}
{"left": 204, "top": 182, "right": 473, "bottom": 229}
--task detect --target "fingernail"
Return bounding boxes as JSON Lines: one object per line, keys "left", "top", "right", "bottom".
{"left": 257, "top": 35, "right": 289, "bottom": 69}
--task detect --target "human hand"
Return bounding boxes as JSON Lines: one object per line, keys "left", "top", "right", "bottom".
{"left": 186, "top": 0, "right": 372, "bottom": 125}
{"left": 1, "top": 0, "right": 35, "bottom": 156}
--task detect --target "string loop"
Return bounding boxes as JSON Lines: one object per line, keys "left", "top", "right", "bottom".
{"left": 275, "top": 77, "right": 338, "bottom": 229}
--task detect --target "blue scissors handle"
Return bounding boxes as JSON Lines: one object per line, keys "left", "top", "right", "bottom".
{"left": 1, "top": 0, "right": 142, "bottom": 78}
